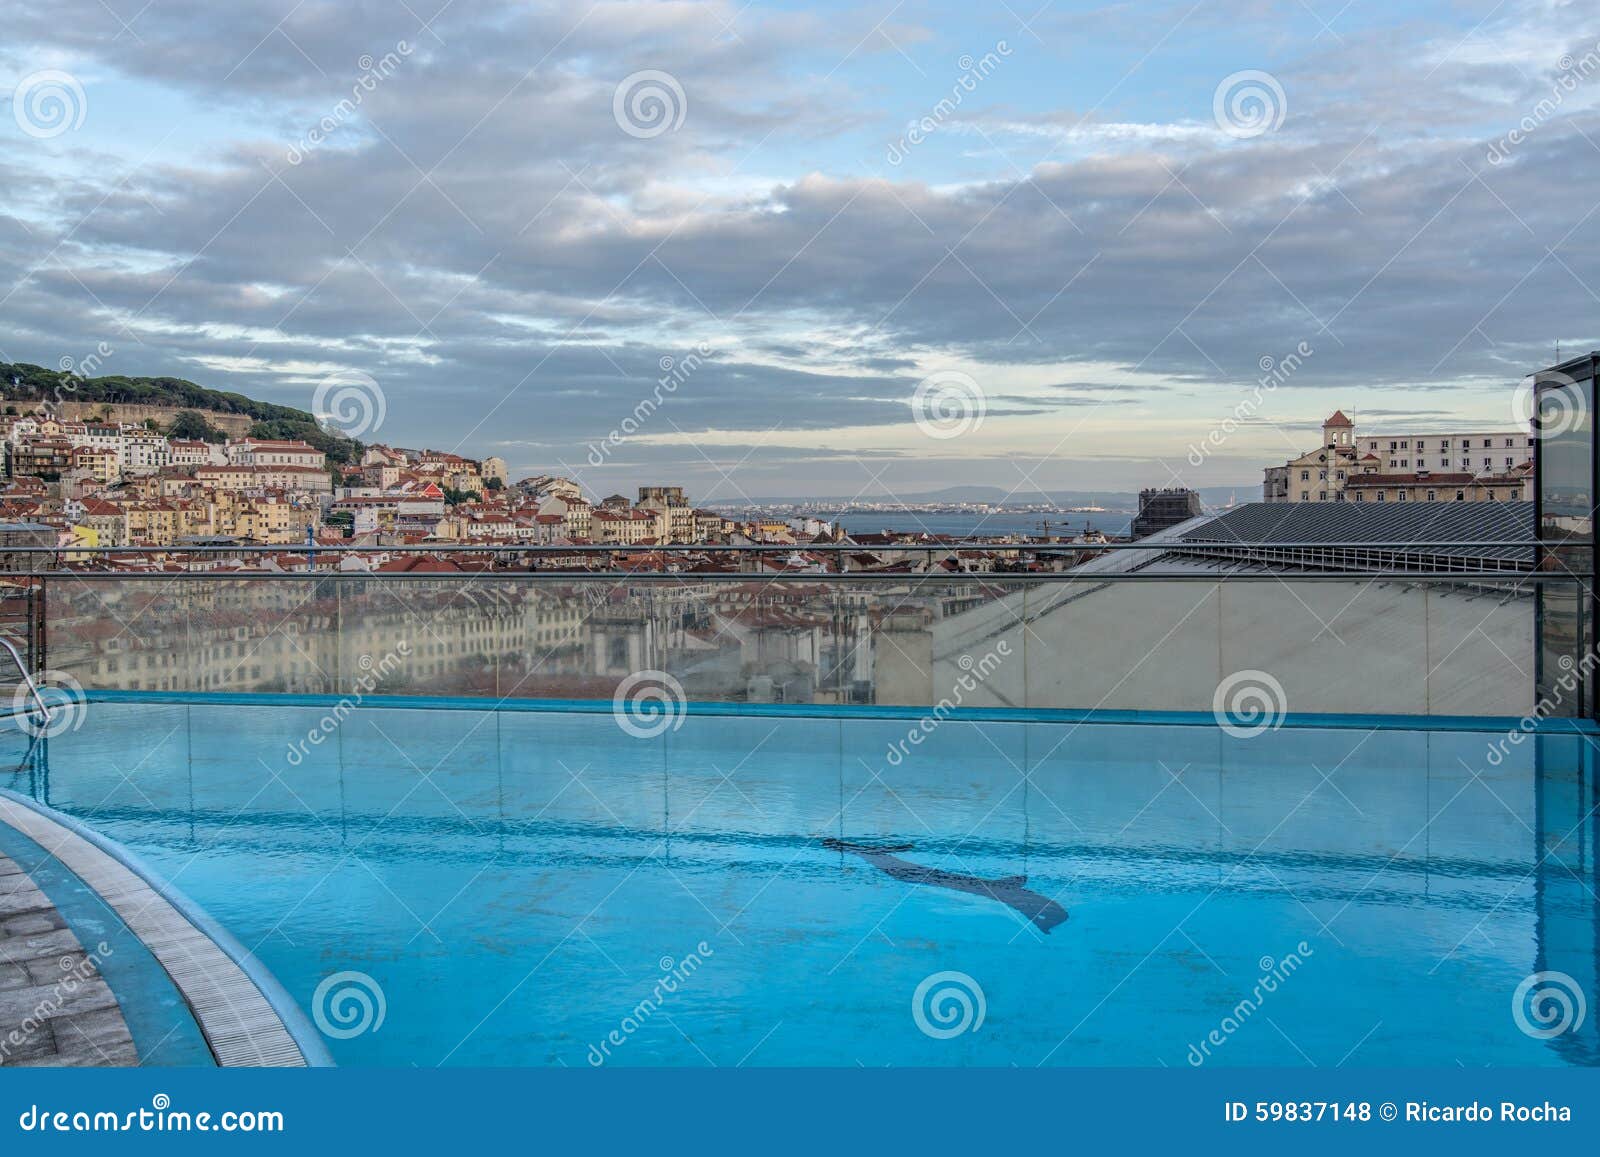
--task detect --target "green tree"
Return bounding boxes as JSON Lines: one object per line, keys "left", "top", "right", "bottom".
{"left": 167, "top": 410, "right": 226, "bottom": 442}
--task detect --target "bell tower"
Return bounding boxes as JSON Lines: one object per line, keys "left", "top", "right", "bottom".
{"left": 1322, "top": 409, "right": 1354, "bottom": 450}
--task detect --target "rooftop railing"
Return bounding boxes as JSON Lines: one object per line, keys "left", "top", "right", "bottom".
{"left": 0, "top": 537, "right": 1550, "bottom": 576}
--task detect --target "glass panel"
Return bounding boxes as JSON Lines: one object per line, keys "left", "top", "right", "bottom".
{"left": 185, "top": 578, "right": 337, "bottom": 694}
{"left": 1024, "top": 579, "right": 1222, "bottom": 713}
{"left": 37, "top": 574, "right": 1552, "bottom": 719}
{"left": 44, "top": 577, "right": 192, "bottom": 693}
{"left": 1538, "top": 370, "right": 1595, "bottom": 715}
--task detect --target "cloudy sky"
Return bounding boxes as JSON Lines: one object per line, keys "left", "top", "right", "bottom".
{"left": 1, "top": 0, "right": 1596, "bottom": 500}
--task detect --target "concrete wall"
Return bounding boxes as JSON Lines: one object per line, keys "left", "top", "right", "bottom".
{"left": 54, "top": 402, "right": 256, "bottom": 437}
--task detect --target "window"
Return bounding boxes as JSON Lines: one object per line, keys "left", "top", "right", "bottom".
{"left": 1416, "top": 440, "right": 1427, "bottom": 449}
{"left": 1389, "top": 440, "right": 1397, "bottom": 450}
{"left": 1483, "top": 457, "right": 1491, "bottom": 467}
{"left": 1505, "top": 457, "right": 1514, "bottom": 467}
{"left": 1441, "top": 439, "right": 1450, "bottom": 448}
{"left": 1400, "top": 440, "right": 1409, "bottom": 449}
{"left": 1456, "top": 490, "right": 1465, "bottom": 501}
{"left": 1376, "top": 492, "right": 1386, "bottom": 501}
{"left": 1400, "top": 459, "right": 1408, "bottom": 467}
{"left": 1318, "top": 470, "right": 1327, "bottom": 480}
{"left": 1318, "top": 491, "right": 1327, "bottom": 500}
{"left": 1397, "top": 491, "right": 1408, "bottom": 501}
{"left": 1353, "top": 492, "right": 1364, "bottom": 502}
{"left": 1426, "top": 490, "right": 1436, "bottom": 501}
{"left": 1505, "top": 437, "right": 1514, "bottom": 447}
{"left": 1483, "top": 438, "right": 1491, "bottom": 447}
{"left": 1300, "top": 470, "right": 1309, "bottom": 480}
{"left": 1300, "top": 491, "right": 1309, "bottom": 500}
{"left": 1336, "top": 470, "right": 1345, "bottom": 479}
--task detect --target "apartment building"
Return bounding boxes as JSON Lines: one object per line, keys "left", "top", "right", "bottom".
{"left": 539, "top": 493, "right": 592, "bottom": 538}
{"left": 169, "top": 439, "right": 221, "bottom": 466}
{"left": 638, "top": 484, "right": 695, "bottom": 542}
{"left": 1264, "top": 411, "right": 1533, "bottom": 504}
{"left": 196, "top": 464, "right": 333, "bottom": 494}
{"left": 592, "top": 508, "right": 659, "bottom": 545}
{"left": 226, "top": 438, "right": 326, "bottom": 469}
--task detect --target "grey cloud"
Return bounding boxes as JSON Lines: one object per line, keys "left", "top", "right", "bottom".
{"left": 0, "top": 0, "right": 1595, "bottom": 492}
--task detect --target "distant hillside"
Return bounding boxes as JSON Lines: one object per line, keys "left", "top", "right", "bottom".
{"left": 0, "top": 362, "right": 361, "bottom": 465}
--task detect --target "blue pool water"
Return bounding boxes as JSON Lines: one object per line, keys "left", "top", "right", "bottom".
{"left": 2, "top": 699, "right": 1596, "bottom": 1068}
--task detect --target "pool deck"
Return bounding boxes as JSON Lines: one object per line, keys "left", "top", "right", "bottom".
{"left": 0, "top": 795, "right": 323, "bottom": 1068}
{"left": 0, "top": 848, "right": 138, "bottom": 1067}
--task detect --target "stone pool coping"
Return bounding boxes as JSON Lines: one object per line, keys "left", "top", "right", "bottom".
{"left": 0, "top": 790, "right": 330, "bottom": 1068}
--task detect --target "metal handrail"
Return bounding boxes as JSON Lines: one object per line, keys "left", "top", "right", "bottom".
{"left": 0, "top": 540, "right": 1546, "bottom": 554}
{"left": 0, "top": 637, "right": 52, "bottom": 726}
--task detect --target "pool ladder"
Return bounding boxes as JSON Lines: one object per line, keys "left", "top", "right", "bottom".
{"left": 0, "top": 637, "right": 52, "bottom": 727}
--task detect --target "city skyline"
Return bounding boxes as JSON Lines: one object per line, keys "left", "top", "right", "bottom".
{"left": 2, "top": 1, "right": 1597, "bottom": 498}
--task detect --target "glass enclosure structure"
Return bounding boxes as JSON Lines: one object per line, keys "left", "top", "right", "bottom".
{"left": 1536, "top": 352, "right": 1598, "bottom": 718}
{"left": 27, "top": 570, "right": 1561, "bottom": 719}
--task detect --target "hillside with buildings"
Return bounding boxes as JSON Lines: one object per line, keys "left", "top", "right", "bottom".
{"left": 1, "top": 362, "right": 361, "bottom": 465}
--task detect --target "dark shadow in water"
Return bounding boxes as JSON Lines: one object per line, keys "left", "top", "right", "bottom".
{"left": 822, "top": 838, "right": 1068, "bottom": 933}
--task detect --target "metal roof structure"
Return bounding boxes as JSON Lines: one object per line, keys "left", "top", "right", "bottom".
{"left": 1173, "top": 500, "right": 1535, "bottom": 571}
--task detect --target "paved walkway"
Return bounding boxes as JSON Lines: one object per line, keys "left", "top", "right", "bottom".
{"left": 0, "top": 849, "right": 138, "bottom": 1067}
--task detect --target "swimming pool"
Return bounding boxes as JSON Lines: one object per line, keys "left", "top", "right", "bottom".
{"left": 2, "top": 697, "right": 1595, "bottom": 1067}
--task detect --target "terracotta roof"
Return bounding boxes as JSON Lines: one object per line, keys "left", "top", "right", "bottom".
{"left": 375, "top": 555, "right": 464, "bottom": 573}
{"left": 1324, "top": 410, "right": 1354, "bottom": 427}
